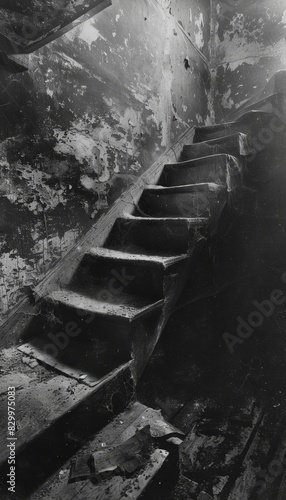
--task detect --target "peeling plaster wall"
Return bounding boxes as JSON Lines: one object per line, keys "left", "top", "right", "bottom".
{"left": 213, "top": 0, "right": 286, "bottom": 120}
{"left": 0, "top": 0, "right": 110, "bottom": 52}
{"left": 163, "top": 0, "right": 211, "bottom": 59}
{"left": 0, "top": 0, "right": 211, "bottom": 323}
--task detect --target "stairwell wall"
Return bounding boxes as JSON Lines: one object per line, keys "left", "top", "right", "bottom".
{"left": 0, "top": 0, "right": 211, "bottom": 327}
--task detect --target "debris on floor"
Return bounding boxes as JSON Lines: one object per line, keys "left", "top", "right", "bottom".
{"left": 69, "top": 425, "right": 153, "bottom": 483}
{"left": 21, "top": 355, "right": 39, "bottom": 369}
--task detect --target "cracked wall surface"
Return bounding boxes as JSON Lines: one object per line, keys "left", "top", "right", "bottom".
{"left": 0, "top": 0, "right": 211, "bottom": 324}
{"left": 213, "top": 0, "right": 286, "bottom": 120}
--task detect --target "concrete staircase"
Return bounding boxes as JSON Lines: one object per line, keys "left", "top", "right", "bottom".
{"left": 1, "top": 71, "right": 285, "bottom": 499}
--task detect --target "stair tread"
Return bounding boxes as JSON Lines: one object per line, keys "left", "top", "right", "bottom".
{"left": 30, "top": 402, "right": 183, "bottom": 500}
{"left": 0, "top": 346, "right": 132, "bottom": 468}
{"left": 49, "top": 288, "right": 164, "bottom": 321}
{"left": 88, "top": 246, "right": 188, "bottom": 267}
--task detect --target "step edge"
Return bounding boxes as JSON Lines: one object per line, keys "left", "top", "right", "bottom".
{"left": 48, "top": 289, "right": 164, "bottom": 322}
{"left": 86, "top": 247, "right": 189, "bottom": 268}
{"left": 144, "top": 182, "right": 226, "bottom": 193}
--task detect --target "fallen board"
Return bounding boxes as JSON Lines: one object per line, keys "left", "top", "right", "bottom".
{"left": 179, "top": 399, "right": 265, "bottom": 499}
{"left": 30, "top": 403, "right": 183, "bottom": 500}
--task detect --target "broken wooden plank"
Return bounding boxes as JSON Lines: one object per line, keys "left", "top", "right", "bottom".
{"left": 254, "top": 426, "right": 286, "bottom": 500}
{"left": 30, "top": 403, "right": 180, "bottom": 500}
{"left": 228, "top": 396, "right": 286, "bottom": 499}
{"left": 179, "top": 400, "right": 266, "bottom": 498}
{"left": 171, "top": 396, "right": 213, "bottom": 434}
{"left": 69, "top": 449, "right": 169, "bottom": 500}
{"left": 74, "top": 426, "right": 153, "bottom": 481}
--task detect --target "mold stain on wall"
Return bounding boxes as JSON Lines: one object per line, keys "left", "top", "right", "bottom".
{"left": 0, "top": 0, "right": 211, "bottom": 324}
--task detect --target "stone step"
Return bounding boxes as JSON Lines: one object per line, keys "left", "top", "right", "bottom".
{"left": 17, "top": 285, "right": 164, "bottom": 396}
{"left": 0, "top": 346, "right": 134, "bottom": 498}
{"left": 105, "top": 216, "right": 209, "bottom": 256}
{"left": 159, "top": 154, "right": 242, "bottom": 188}
{"left": 48, "top": 288, "right": 164, "bottom": 322}
{"left": 70, "top": 249, "right": 170, "bottom": 302}
{"left": 136, "top": 183, "right": 227, "bottom": 219}
{"left": 28, "top": 402, "right": 184, "bottom": 500}
{"left": 193, "top": 111, "right": 274, "bottom": 143}
{"left": 180, "top": 133, "right": 249, "bottom": 162}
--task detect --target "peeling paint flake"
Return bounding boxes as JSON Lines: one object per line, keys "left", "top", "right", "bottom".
{"left": 54, "top": 125, "right": 99, "bottom": 167}
{"left": 221, "top": 87, "right": 234, "bottom": 110}
{"left": 65, "top": 20, "right": 106, "bottom": 50}
{"left": 195, "top": 12, "right": 204, "bottom": 50}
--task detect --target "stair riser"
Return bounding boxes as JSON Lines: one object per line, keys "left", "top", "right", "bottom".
{"left": 137, "top": 191, "right": 227, "bottom": 219}
{"left": 22, "top": 301, "right": 133, "bottom": 373}
{"left": 160, "top": 161, "right": 226, "bottom": 187}
{"left": 193, "top": 115, "right": 273, "bottom": 143}
{"left": 106, "top": 218, "right": 208, "bottom": 255}
{"left": 71, "top": 255, "right": 164, "bottom": 300}
{"left": 181, "top": 134, "right": 248, "bottom": 162}
{"left": 194, "top": 123, "right": 247, "bottom": 143}
{"left": 160, "top": 156, "right": 244, "bottom": 195}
